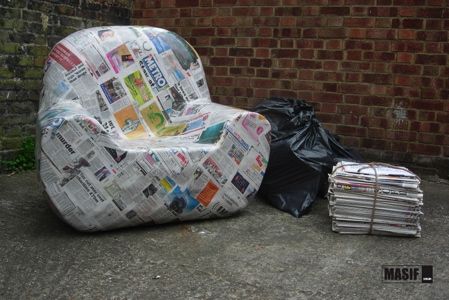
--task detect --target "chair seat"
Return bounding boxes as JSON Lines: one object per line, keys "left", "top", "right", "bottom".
{"left": 37, "top": 26, "right": 271, "bottom": 231}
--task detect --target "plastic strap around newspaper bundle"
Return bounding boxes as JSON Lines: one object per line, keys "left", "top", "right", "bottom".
{"left": 356, "top": 163, "right": 378, "bottom": 235}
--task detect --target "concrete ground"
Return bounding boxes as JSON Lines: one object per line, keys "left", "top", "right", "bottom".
{"left": 0, "top": 171, "right": 448, "bottom": 300}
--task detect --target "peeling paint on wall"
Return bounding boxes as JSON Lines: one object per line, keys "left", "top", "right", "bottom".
{"left": 41, "top": 13, "right": 49, "bottom": 32}
{"left": 391, "top": 101, "right": 408, "bottom": 129}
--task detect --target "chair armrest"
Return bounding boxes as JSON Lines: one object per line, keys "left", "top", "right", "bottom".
{"left": 194, "top": 102, "right": 271, "bottom": 156}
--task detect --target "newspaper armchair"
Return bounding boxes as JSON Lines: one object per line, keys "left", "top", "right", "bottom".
{"left": 37, "top": 26, "right": 271, "bottom": 231}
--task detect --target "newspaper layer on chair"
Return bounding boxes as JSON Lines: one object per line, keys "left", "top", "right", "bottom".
{"left": 37, "top": 26, "right": 271, "bottom": 231}
{"left": 327, "top": 161, "right": 423, "bottom": 237}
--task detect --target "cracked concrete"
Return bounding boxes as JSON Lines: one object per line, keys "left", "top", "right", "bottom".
{"left": 0, "top": 171, "right": 448, "bottom": 299}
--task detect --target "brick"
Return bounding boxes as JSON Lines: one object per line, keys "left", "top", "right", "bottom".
{"left": 398, "top": 29, "right": 416, "bottom": 40}
{"left": 348, "top": 28, "right": 366, "bottom": 39}
{"left": 323, "top": 83, "right": 338, "bottom": 92}
{"left": 175, "top": 0, "right": 199, "bottom": 7}
{"left": 192, "top": 28, "right": 215, "bottom": 36}
{"left": 294, "top": 80, "right": 323, "bottom": 91}
{"left": 425, "top": 43, "right": 442, "bottom": 53}
{"left": 320, "top": 7, "right": 350, "bottom": 15}
{"left": 408, "top": 144, "right": 441, "bottom": 156}
{"left": 271, "top": 69, "right": 297, "bottom": 78}
{"left": 235, "top": 58, "right": 249, "bottom": 66}
{"left": 417, "top": 8, "right": 448, "bottom": 18}
{"left": 209, "top": 57, "right": 235, "bottom": 66}
{"left": 415, "top": 54, "right": 447, "bottom": 65}
{"left": 325, "top": 40, "right": 342, "bottom": 50}
{"left": 418, "top": 133, "right": 437, "bottom": 144}
{"left": 212, "top": 17, "right": 236, "bottom": 26}
{"left": 316, "top": 50, "right": 343, "bottom": 60}
{"left": 239, "top": 0, "right": 280, "bottom": 5}
{"left": 214, "top": 0, "right": 237, "bottom": 5}
{"left": 344, "top": 95, "right": 361, "bottom": 104}
{"left": 343, "top": 18, "right": 374, "bottom": 28}
{"left": 274, "top": 7, "right": 301, "bottom": 16}
{"left": 249, "top": 58, "right": 272, "bottom": 68}
{"left": 236, "top": 38, "right": 251, "bottom": 47}
{"left": 418, "top": 111, "right": 436, "bottom": 121}
{"left": 345, "top": 40, "right": 373, "bottom": 50}
{"left": 350, "top": 6, "right": 365, "bottom": 15}
{"left": 193, "top": 7, "right": 216, "bottom": 17}
{"left": 336, "top": 125, "right": 364, "bottom": 137}
{"left": 279, "top": 17, "right": 297, "bottom": 27}
{"left": 301, "top": 7, "right": 320, "bottom": 16}
{"left": 298, "top": 69, "right": 314, "bottom": 80}
{"left": 368, "top": 7, "right": 397, "bottom": 17}
{"left": 253, "top": 17, "right": 279, "bottom": 26}
{"left": 255, "top": 48, "right": 270, "bottom": 58}
{"left": 392, "top": 64, "right": 422, "bottom": 75}
{"left": 386, "top": 131, "right": 417, "bottom": 142}
{"left": 252, "top": 38, "right": 277, "bottom": 47}
{"left": 259, "top": 7, "right": 274, "bottom": 16}
{"left": 315, "top": 113, "right": 342, "bottom": 124}
{"left": 297, "top": 39, "right": 324, "bottom": 49}
{"left": 402, "top": 19, "right": 423, "bottom": 29}
{"left": 295, "top": 60, "right": 322, "bottom": 69}
{"left": 280, "top": 39, "right": 294, "bottom": 48}
{"left": 317, "top": 28, "right": 346, "bottom": 38}
{"left": 362, "top": 74, "right": 392, "bottom": 85}
{"left": 337, "top": 104, "right": 367, "bottom": 115}
{"left": 297, "top": 16, "right": 322, "bottom": 27}
{"left": 320, "top": 103, "right": 337, "bottom": 113}
{"left": 313, "top": 92, "right": 343, "bottom": 103}
{"left": 271, "top": 49, "right": 298, "bottom": 58}
{"left": 361, "top": 96, "right": 392, "bottom": 107}
{"left": 394, "top": 75, "right": 412, "bottom": 86}
{"left": 436, "top": 113, "right": 449, "bottom": 123}
{"left": 428, "top": 0, "right": 445, "bottom": 5}
{"left": 258, "top": 28, "right": 273, "bottom": 37}
{"left": 251, "top": 78, "right": 277, "bottom": 88}
{"left": 366, "top": 29, "right": 396, "bottom": 39}
{"left": 232, "top": 7, "right": 258, "bottom": 16}
{"left": 340, "top": 61, "right": 370, "bottom": 71}
{"left": 410, "top": 100, "right": 444, "bottom": 110}
{"left": 254, "top": 88, "right": 269, "bottom": 98}
{"left": 399, "top": 7, "right": 417, "bottom": 17}
{"left": 416, "top": 31, "right": 448, "bottom": 42}
{"left": 339, "top": 83, "right": 370, "bottom": 95}
{"left": 375, "top": 18, "right": 392, "bottom": 28}
{"left": 229, "top": 48, "right": 253, "bottom": 57}
{"left": 302, "top": 28, "right": 317, "bottom": 38}
{"left": 391, "top": 19, "right": 401, "bottom": 28}
{"left": 393, "top": 0, "right": 425, "bottom": 4}
{"left": 236, "top": 28, "right": 256, "bottom": 37}
{"left": 274, "top": 28, "right": 301, "bottom": 38}
{"left": 314, "top": 71, "right": 341, "bottom": 81}
{"left": 425, "top": 19, "right": 442, "bottom": 30}
{"left": 211, "top": 37, "right": 235, "bottom": 46}
{"left": 269, "top": 89, "right": 297, "bottom": 98}
{"left": 346, "top": 73, "right": 361, "bottom": 81}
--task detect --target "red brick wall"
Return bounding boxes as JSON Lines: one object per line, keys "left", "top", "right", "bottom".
{"left": 132, "top": 0, "right": 449, "bottom": 175}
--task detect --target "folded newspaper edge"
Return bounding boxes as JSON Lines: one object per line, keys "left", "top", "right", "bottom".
{"left": 327, "top": 161, "right": 423, "bottom": 237}
{"left": 37, "top": 26, "right": 271, "bottom": 231}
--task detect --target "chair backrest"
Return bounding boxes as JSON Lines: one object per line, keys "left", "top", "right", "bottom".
{"left": 41, "top": 26, "right": 211, "bottom": 139}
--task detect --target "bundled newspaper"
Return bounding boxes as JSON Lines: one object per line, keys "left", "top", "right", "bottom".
{"left": 37, "top": 26, "right": 271, "bottom": 231}
{"left": 327, "top": 161, "right": 423, "bottom": 237}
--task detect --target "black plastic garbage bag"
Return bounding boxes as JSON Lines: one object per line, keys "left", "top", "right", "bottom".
{"left": 253, "top": 97, "right": 362, "bottom": 217}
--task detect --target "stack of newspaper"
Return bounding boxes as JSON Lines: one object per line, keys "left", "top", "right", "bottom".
{"left": 327, "top": 161, "right": 423, "bottom": 237}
